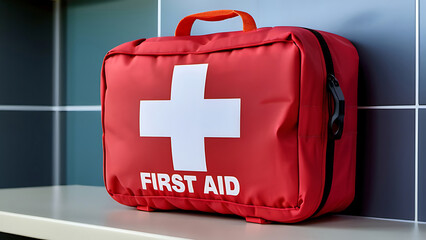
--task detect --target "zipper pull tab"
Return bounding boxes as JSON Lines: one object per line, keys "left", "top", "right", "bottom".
{"left": 327, "top": 74, "right": 345, "bottom": 140}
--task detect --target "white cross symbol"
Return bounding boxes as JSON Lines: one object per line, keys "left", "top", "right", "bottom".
{"left": 139, "top": 64, "right": 241, "bottom": 172}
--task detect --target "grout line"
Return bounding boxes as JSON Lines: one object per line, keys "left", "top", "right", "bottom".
{"left": 52, "top": 0, "right": 62, "bottom": 186}
{"left": 2, "top": 105, "right": 426, "bottom": 111}
{"left": 0, "top": 105, "right": 101, "bottom": 111}
{"left": 157, "top": 0, "right": 161, "bottom": 37}
{"left": 54, "top": 106, "right": 102, "bottom": 111}
{"left": 357, "top": 105, "right": 416, "bottom": 109}
{"left": 414, "top": 0, "right": 420, "bottom": 223}
{"left": 416, "top": 0, "right": 420, "bottom": 107}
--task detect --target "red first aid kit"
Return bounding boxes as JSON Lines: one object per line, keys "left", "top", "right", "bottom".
{"left": 101, "top": 10, "right": 358, "bottom": 223}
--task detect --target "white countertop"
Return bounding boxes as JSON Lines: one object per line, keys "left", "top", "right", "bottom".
{"left": 0, "top": 185, "right": 424, "bottom": 240}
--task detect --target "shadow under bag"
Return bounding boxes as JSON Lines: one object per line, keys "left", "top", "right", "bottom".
{"left": 101, "top": 10, "right": 358, "bottom": 223}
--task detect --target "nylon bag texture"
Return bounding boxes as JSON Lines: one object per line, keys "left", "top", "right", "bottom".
{"left": 101, "top": 10, "right": 359, "bottom": 223}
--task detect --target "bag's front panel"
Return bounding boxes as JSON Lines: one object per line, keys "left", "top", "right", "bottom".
{"left": 103, "top": 41, "right": 302, "bottom": 211}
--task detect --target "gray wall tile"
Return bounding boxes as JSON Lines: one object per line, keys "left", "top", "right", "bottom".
{"left": 0, "top": 0, "right": 53, "bottom": 105}
{"left": 0, "top": 111, "right": 52, "bottom": 188}
{"left": 344, "top": 109, "right": 415, "bottom": 220}
{"left": 65, "top": 111, "right": 103, "bottom": 186}
{"left": 419, "top": 110, "right": 426, "bottom": 221}
{"left": 65, "top": 0, "right": 157, "bottom": 106}
{"left": 162, "top": 0, "right": 415, "bottom": 106}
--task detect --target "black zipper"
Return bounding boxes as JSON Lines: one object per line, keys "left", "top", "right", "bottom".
{"left": 304, "top": 28, "right": 345, "bottom": 217}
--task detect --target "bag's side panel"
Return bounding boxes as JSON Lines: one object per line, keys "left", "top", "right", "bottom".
{"left": 289, "top": 28, "right": 331, "bottom": 220}
{"left": 317, "top": 32, "right": 359, "bottom": 215}
{"left": 101, "top": 38, "right": 147, "bottom": 200}
{"left": 101, "top": 54, "right": 109, "bottom": 194}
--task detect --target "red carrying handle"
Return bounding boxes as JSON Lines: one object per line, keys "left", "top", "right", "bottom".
{"left": 175, "top": 10, "right": 257, "bottom": 36}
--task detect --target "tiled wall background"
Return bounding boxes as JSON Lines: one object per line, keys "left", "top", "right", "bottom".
{"left": 0, "top": 0, "right": 53, "bottom": 188}
{"left": 0, "top": 0, "right": 425, "bottom": 222}
{"left": 63, "top": 0, "right": 157, "bottom": 185}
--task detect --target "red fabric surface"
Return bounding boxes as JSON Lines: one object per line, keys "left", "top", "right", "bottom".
{"left": 101, "top": 26, "right": 358, "bottom": 223}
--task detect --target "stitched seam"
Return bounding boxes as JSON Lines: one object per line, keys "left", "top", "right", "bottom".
{"left": 113, "top": 193, "right": 300, "bottom": 211}
{"left": 107, "top": 39, "right": 294, "bottom": 56}
{"left": 293, "top": 39, "right": 302, "bottom": 208}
